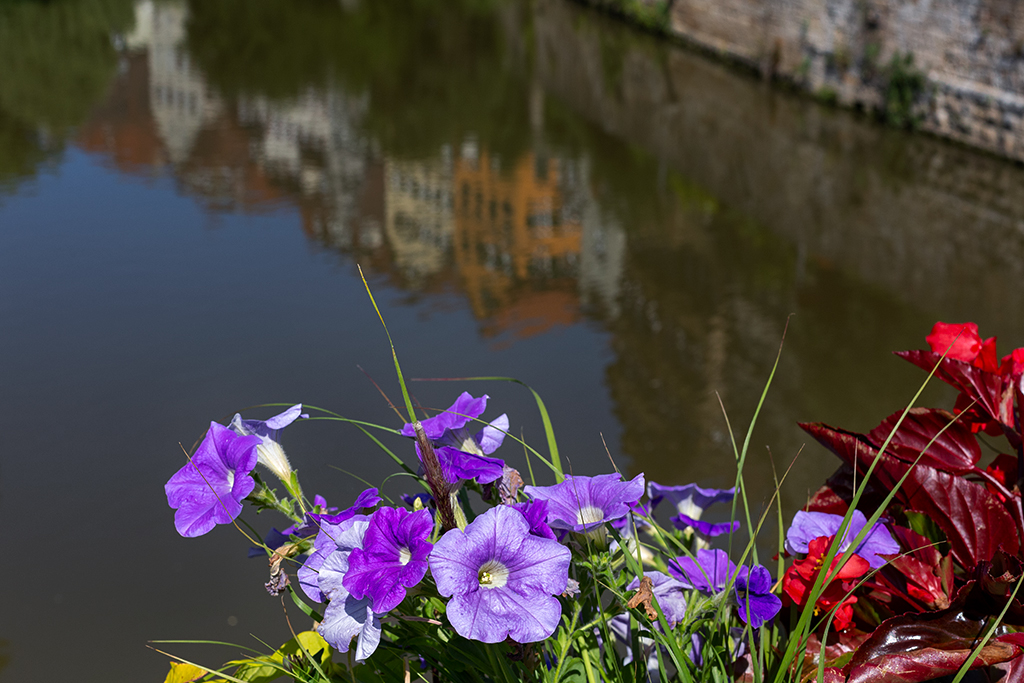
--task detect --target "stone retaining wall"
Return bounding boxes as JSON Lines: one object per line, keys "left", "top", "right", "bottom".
{"left": 589, "top": 0, "right": 1024, "bottom": 161}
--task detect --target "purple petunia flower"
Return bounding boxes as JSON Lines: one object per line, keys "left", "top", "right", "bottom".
{"left": 165, "top": 422, "right": 262, "bottom": 538}
{"left": 784, "top": 509, "right": 898, "bottom": 569}
{"left": 315, "top": 517, "right": 383, "bottom": 662}
{"left": 296, "top": 488, "right": 381, "bottom": 602}
{"left": 525, "top": 473, "right": 646, "bottom": 534}
{"left": 429, "top": 505, "right": 571, "bottom": 643}
{"left": 343, "top": 507, "right": 433, "bottom": 613}
{"left": 229, "top": 404, "right": 308, "bottom": 482}
{"left": 734, "top": 565, "right": 782, "bottom": 628}
{"left": 429, "top": 445, "right": 505, "bottom": 485}
{"left": 672, "top": 513, "right": 740, "bottom": 540}
{"left": 648, "top": 482, "right": 735, "bottom": 521}
{"left": 400, "top": 393, "right": 509, "bottom": 485}
{"left": 670, "top": 550, "right": 781, "bottom": 628}
{"left": 669, "top": 548, "right": 739, "bottom": 593}
{"left": 400, "top": 392, "right": 508, "bottom": 454}
{"left": 510, "top": 499, "right": 557, "bottom": 540}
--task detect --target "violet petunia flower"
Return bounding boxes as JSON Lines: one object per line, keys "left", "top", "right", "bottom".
{"left": 429, "top": 445, "right": 505, "bottom": 485}
{"left": 669, "top": 549, "right": 739, "bottom": 594}
{"left": 343, "top": 507, "right": 433, "bottom": 613}
{"left": 671, "top": 550, "right": 781, "bottom": 628}
{"left": 429, "top": 505, "right": 571, "bottom": 643}
{"left": 165, "top": 422, "right": 262, "bottom": 538}
{"left": 229, "top": 404, "right": 308, "bottom": 483}
{"left": 648, "top": 482, "right": 735, "bottom": 521}
{"left": 296, "top": 488, "right": 381, "bottom": 603}
{"left": 525, "top": 473, "right": 646, "bottom": 534}
{"left": 672, "top": 513, "right": 740, "bottom": 540}
{"left": 400, "top": 392, "right": 508, "bottom": 456}
{"left": 784, "top": 509, "right": 898, "bottom": 569}
{"left": 510, "top": 499, "right": 557, "bottom": 540}
{"left": 734, "top": 565, "right": 782, "bottom": 628}
{"left": 315, "top": 517, "right": 383, "bottom": 662}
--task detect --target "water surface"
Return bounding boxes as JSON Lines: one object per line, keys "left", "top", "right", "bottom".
{"left": 3, "top": 0, "right": 1024, "bottom": 679}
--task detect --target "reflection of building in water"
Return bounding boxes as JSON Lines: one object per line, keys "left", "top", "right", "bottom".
{"left": 135, "top": 0, "right": 223, "bottom": 166}
{"left": 452, "top": 147, "right": 584, "bottom": 339}
{"left": 384, "top": 154, "right": 455, "bottom": 285}
{"left": 72, "top": 0, "right": 629, "bottom": 344}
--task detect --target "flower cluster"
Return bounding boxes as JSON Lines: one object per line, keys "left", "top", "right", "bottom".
{"left": 160, "top": 319, "right": 1024, "bottom": 682}
{"left": 163, "top": 391, "right": 791, "bottom": 681}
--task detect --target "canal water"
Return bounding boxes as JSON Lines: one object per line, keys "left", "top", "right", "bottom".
{"left": 3, "top": 0, "right": 1024, "bottom": 679}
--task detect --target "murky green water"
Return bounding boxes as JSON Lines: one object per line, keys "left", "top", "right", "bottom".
{"left": 3, "top": 0, "right": 1024, "bottom": 679}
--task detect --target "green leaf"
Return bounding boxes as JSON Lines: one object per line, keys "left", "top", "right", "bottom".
{"left": 558, "top": 657, "right": 587, "bottom": 683}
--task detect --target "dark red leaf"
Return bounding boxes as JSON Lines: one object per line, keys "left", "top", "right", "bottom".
{"left": 896, "top": 350, "right": 1015, "bottom": 431}
{"left": 805, "top": 464, "right": 888, "bottom": 515}
{"left": 844, "top": 573, "right": 1024, "bottom": 683}
{"left": 800, "top": 423, "right": 1020, "bottom": 569}
{"left": 867, "top": 408, "right": 981, "bottom": 474}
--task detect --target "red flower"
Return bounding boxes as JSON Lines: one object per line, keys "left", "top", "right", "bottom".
{"left": 782, "top": 535, "right": 870, "bottom": 631}
{"left": 1001, "top": 348, "right": 1024, "bottom": 379}
{"left": 925, "top": 321, "right": 998, "bottom": 372}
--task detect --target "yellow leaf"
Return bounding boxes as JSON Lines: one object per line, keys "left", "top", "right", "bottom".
{"left": 163, "top": 661, "right": 206, "bottom": 683}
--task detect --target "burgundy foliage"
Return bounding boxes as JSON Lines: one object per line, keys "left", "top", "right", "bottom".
{"left": 792, "top": 322, "right": 1024, "bottom": 681}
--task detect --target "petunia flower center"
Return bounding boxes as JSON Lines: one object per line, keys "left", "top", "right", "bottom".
{"left": 398, "top": 547, "right": 412, "bottom": 566}
{"left": 477, "top": 559, "right": 509, "bottom": 589}
{"left": 226, "top": 469, "right": 235, "bottom": 488}
{"left": 576, "top": 505, "right": 605, "bottom": 528}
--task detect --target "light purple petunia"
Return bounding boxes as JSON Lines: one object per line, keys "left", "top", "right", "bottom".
{"left": 784, "top": 509, "right": 898, "bottom": 568}
{"left": 670, "top": 549, "right": 781, "bottom": 628}
{"left": 315, "top": 517, "right": 383, "bottom": 662}
{"left": 229, "top": 404, "right": 308, "bottom": 482}
{"left": 429, "top": 505, "right": 571, "bottom": 643}
{"left": 648, "top": 482, "right": 735, "bottom": 521}
{"left": 296, "top": 488, "right": 381, "bottom": 602}
{"left": 525, "top": 473, "right": 646, "bottom": 533}
{"left": 343, "top": 507, "right": 433, "bottom": 613}
{"left": 672, "top": 513, "right": 740, "bottom": 540}
{"left": 165, "top": 422, "right": 262, "bottom": 538}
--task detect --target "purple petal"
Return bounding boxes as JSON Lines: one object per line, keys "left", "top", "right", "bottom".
{"left": 317, "top": 537, "right": 382, "bottom": 661}
{"left": 446, "top": 585, "right": 563, "bottom": 643}
{"left": 319, "top": 595, "right": 381, "bottom": 662}
{"left": 668, "top": 549, "right": 737, "bottom": 594}
{"left": 525, "top": 473, "right": 645, "bottom": 533}
{"left": 401, "top": 392, "right": 488, "bottom": 439}
{"left": 475, "top": 414, "right": 508, "bottom": 455}
{"left": 647, "top": 482, "right": 735, "bottom": 519}
{"left": 511, "top": 500, "right": 556, "bottom": 540}
{"left": 734, "top": 565, "right": 781, "bottom": 628}
{"left": 264, "top": 404, "right": 307, "bottom": 430}
{"left": 429, "top": 506, "right": 570, "bottom": 644}
{"left": 428, "top": 445, "right": 505, "bottom": 485}
{"left": 297, "top": 515, "right": 368, "bottom": 603}
{"left": 672, "top": 513, "right": 740, "bottom": 538}
{"left": 165, "top": 423, "right": 260, "bottom": 538}
{"left": 785, "top": 510, "right": 898, "bottom": 568}
{"left": 344, "top": 507, "right": 433, "bottom": 613}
